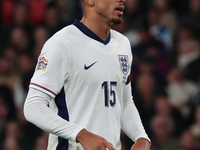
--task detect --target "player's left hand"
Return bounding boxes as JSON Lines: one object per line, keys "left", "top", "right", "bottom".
{"left": 130, "top": 138, "right": 150, "bottom": 150}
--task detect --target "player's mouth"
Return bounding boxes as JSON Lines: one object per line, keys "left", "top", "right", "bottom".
{"left": 115, "top": 5, "right": 124, "bottom": 16}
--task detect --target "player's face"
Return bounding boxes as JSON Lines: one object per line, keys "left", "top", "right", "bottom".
{"left": 94, "top": 0, "right": 126, "bottom": 25}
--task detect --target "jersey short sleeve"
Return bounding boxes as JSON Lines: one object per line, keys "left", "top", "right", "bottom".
{"left": 30, "top": 36, "right": 70, "bottom": 98}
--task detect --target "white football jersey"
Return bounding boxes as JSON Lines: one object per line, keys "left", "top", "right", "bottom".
{"left": 30, "top": 20, "right": 134, "bottom": 150}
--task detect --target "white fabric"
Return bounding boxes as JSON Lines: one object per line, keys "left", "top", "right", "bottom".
{"left": 121, "top": 83, "right": 150, "bottom": 142}
{"left": 24, "top": 22, "right": 149, "bottom": 150}
{"left": 24, "top": 88, "right": 83, "bottom": 144}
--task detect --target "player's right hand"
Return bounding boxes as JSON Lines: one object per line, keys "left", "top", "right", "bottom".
{"left": 76, "top": 129, "right": 116, "bottom": 150}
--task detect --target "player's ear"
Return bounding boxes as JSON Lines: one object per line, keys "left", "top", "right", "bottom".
{"left": 85, "top": 0, "right": 95, "bottom": 6}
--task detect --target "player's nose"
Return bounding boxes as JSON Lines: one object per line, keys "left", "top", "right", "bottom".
{"left": 118, "top": 0, "right": 126, "bottom": 3}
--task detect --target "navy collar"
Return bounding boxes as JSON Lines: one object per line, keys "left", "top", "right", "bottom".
{"left": 73, "top": 19, "right": 111, "bottom": 45}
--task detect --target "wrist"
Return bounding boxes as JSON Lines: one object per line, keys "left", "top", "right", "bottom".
{"left": 132, "top": 138, "right": 151, "bottom": 149}
{"left": 76, "top": 128, "right": 87, "bottom": 143}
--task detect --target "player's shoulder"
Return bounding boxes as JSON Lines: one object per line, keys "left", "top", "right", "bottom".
{"left": 53, "top": 25, "right": 77, "bottom": 40}
{"left": 110, "top": 29, "right": 130, "bottom": 44}
{"left": 39, "top": 25, "right": 75, "bottom": 55}
{"left": 44, "top": 25, "right": 78, "bottom": 48}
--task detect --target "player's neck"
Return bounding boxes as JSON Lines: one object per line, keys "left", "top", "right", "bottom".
{"left": 81, "top": 17, "right": 111, "bottom": 41}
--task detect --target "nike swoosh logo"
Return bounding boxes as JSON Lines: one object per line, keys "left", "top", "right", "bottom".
{"left": 84, "top": 61, "right": 97, "bottom": 70}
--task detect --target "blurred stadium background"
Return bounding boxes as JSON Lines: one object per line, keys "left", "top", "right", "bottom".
{"left": 0, "top": 0, "right": 200, "bottom": 150}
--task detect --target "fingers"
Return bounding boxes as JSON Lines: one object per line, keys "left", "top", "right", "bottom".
{"left": 104, "top": 141, "right": 116, "bottom": 150}
{"left": 76, "top": 129, "right": 116, "bottom": 150}
{"left": 96, "top": 138, "right": 116, "bottom": 150}
{"left": 97, "top": 138, "right": 116, "bottom": 150}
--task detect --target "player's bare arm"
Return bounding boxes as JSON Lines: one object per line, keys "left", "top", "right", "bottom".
{"left": 76, "top": 129, "right": 116, "bottom": 150}
{"left": 130, "top": 138, "right": 150, "bottom": 150}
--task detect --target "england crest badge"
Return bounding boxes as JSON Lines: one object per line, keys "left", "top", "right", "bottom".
{"left": 118, "top": 55, "right": 129, "bottom": 75}
{"left": 37, "top": 57, "right": 48, "bottom": 72}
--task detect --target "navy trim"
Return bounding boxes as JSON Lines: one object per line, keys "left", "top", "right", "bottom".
{"left": 55, "top": 88, "right": 69, "bottom": 150}
{"left": 73, "top": 19, "right": 111, "bottom": 45}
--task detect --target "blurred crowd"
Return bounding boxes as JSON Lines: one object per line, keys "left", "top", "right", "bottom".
{"left": 0, "top": 0, "right": 200, "bottom": 150}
